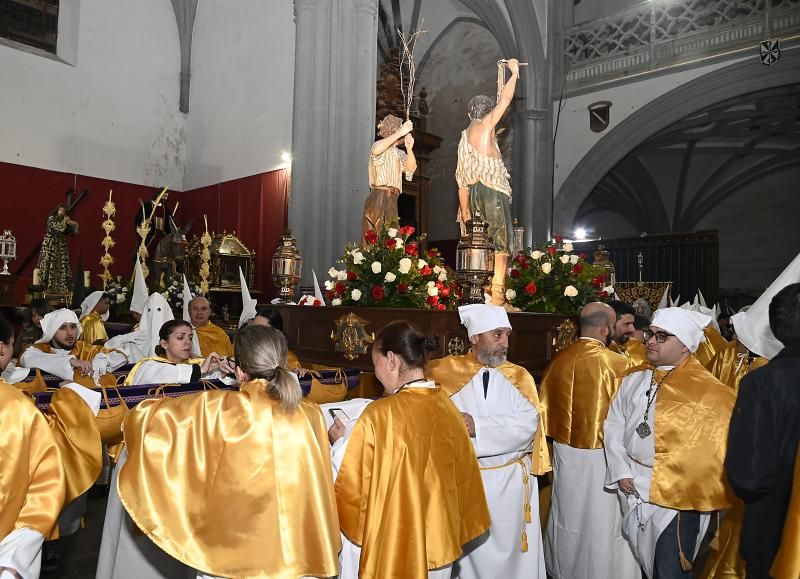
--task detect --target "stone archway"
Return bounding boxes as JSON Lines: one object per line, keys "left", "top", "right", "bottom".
{"left": 554, "top": 49, "right": 800, "bottom": 233}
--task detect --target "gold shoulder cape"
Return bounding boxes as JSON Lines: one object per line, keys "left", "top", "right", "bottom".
{"left": 709, "top": 339, "right": 768, "bottom": 391}
{"left": 427, "top": 352, "right": 551, "bottom": 475}
{"left": 540, "top": 339, "right": 630, "bottom": 449}
{"left": 33, "top": 342, "right": 122, "bottom": 388}
{"left": 336, "top": 387, "right": 490, "bottom": 579}
{"left": 0, "top": 381, "right": 65, "bottom": 541}
{"left": 623, "top": 357, "right": 737, "bottom": 511}
{"left": 118, "top": 379, "right": 340, "bottom": 578}
{"left": 695, "top": 326, "right": 728, "bottom": 369}
{"left": 79, "top": 312, "right": 108, "bottom": 344}
{"left": 195, "top": 322, "right": 233, "bottom": 357}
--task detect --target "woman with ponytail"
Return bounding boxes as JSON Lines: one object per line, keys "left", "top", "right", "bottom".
{"left": 98, "top": 325, "right": 340, "bottom": 579}
{"left": 330, "top": 320, "right": 490, "bottom": 579}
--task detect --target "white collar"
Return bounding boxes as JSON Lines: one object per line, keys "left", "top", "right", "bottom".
{"left": 403, "top": 379, "right": 436, "bottom": 389}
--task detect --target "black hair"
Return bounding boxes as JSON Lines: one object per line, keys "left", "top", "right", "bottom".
{"left": 100, "top": 292, "right": 111, "bottom": 301}
{"left": 634, "top": 314, "right": 651, "bottom": 331}
{"left": 374, "top": 320, "right": 439, "bottom": 370}
{"left": 608, "top": 300, "right": 636, "bottom": 320}
{"left": 254, "top": 307, "right": 284, "bottom": 333}
{"left": 769, "top": 282, "right": 800, "bottom": 346}
{"left": 154, "top": 319, "right": 193, "bottom": 357}
{"left": 0, "top": 315, "right": 12, "bottom": 345}
{"left": 26, "top": 299, "right": 50, "bottom": 322}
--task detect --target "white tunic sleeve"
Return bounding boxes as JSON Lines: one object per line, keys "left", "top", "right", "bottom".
{"left": 604, "top": 377, "right": 635, "bottom": 487}
{"left": 19, "top": 347, "right": 74, "bottom": 380}
{"left": 473, "top": 378, "right": 538, "bottom": 459}
{"left": 0, "top": 528, "right": 45, "bottom": 579}
{"left": 127, "top": 361, "right": 195, "bottom": 385}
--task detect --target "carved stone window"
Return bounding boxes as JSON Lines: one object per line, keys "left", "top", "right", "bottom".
{"left": 0, "top": 0, "right": 59, "bottom": 54}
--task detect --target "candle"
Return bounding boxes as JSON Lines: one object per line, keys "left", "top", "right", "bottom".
{"left": 32, "top": 267, "right": 41, "bottom": 286}
{"left": 84, "top": 270, "right": 91, "bottom": 287}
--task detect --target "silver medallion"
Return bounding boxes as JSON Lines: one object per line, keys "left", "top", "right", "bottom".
{"left": 635, "top": 421, "right": 652, "bottom": 439}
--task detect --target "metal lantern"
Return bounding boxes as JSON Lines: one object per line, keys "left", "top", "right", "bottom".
{"left": 593, "top": 244, "right": 616, "bottom": 287}
{"left": 513, "top": 218, "right": 525, "bottom": 255}
{"left": 0, "top": 230, "right": 17, "bottom": 275}
{"left": 271, "top": 230, "right": 302, "bottom": 302}
{"left": 456, "top": 211, "right": 495, "bottom": 304}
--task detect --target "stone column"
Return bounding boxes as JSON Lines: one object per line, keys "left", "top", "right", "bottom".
{"left": 289, "top": 0, "right": 378, "bottom": 286}
{"left": 512, "top": 107, "right": 552, "bottom": 247}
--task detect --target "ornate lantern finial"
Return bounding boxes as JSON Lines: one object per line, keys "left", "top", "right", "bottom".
{"left": 271, "top": 230, "right": 302, "bottom": 302}
{"left": 593, "top": 244, "right": 616, "bottom": 287}
{"left": 456, "top": 211, "right": 495, "bottom": 304}
{"left": 0, "top": 230, "right": 17, "bottom": 275}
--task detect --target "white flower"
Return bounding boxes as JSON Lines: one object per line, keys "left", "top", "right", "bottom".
{"left": 351, "top": 289, "right": 362, "bottom": 301}
{"left": 371, "top": 261, "right": 382, "bottom": 274}
{"left": 602, "top": 285, "right": 615, "bottom": 295}
{"left": 531, "top": 250, "right": 543, "bottom": 260}
{"left": 395, "top": 237, "right": 404, "bottom": 248}
{"left": 324, "top": 280, "right": 334, "bottom": 291}
{"left": 433, "top": 265, "right": 442, "bottom": 274}
{"left": 116, "top": 294, "right": 124, "bottom": 303}
{"left": 564, "top": 285, "right": 579, "bottom": 297}
{"left": 352, "top": 251, "right": 365, "bottom": 265}
{"left": 438, "top": 271, "right": 448, "bottom": 282}
{"left": 570, "top": 255, "right": 580, "bottom": 265}
{"left": 541, "top": 262, "right": 552, "bottom": 274}
{"left": 337, "top": 270, "right": 348, "bottom": 281}
{"left": 563, "top": 242, "right": 574, "bottom": 252}
{"left": 332, "top": 298, "right": 342, "bottom": 306}
{"left": 560, "top": 255, "right": 571, "bottom": 264}
{"left": 398, "top": 258, "right": 412, "bottom": 274}
{"left": 427, "top": 285, "right": 439, "bottom": 296}
{"left": 387, "top": 228, "right": 398, "bottom": 238}
{"left": 506, "top": 288, "right": 517, "bottom": 300}
{"left": 427, "top": 280, "right": 435, "bottom": 287}
{"left": 418, "top": 259, "right": 428, "bottom": 269}
{"left": 384, "top": 272, "right": 397, "bottom": 283}
{"left": 328, "top": 267, "right": 338, "bottom": 278}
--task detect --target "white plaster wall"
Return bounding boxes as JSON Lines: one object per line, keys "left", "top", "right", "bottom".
{"left": 0, "top": 0, "right": 185, "bottom": 187}
{"left": 184, "top": 0, "right": 295, "bottom": 189}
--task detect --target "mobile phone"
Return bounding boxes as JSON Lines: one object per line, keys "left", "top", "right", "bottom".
{"left": 328, "top": 408, "right": 350, "bottom": 424}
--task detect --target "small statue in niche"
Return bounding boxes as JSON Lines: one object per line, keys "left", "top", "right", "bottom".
{"left": 37, "top": 205, "right": 79, "bottom": 294}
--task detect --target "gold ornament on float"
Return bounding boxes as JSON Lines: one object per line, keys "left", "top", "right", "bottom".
{"left": 99, "top": 190, "right": 116, "bottom": 288}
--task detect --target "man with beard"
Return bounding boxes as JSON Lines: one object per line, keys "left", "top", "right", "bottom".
{"left": 539, "top": 302, "right": 639, "bottom": 579}
{"left": 427, "top": 303, "right": 550, "bottom": 579}
{"left": 608, "top": 300, "right": 637, "bottom": 357}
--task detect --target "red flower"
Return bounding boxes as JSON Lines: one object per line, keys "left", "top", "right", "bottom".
{"left": 385, "top": 237, "right": 397, "bottom": 249}
{"left": 591, "top": 277, "right": 603, "bottom": 288}
{"left": 572, "top": 263, "right": 584, "bottom": 274}
{"left": 335, "top": 282, "right": 346, "bottom": 295}
{"left": 405, "top": 243, "right": 418, "bottom": 256}
{"left": 398, "top": 282, "right": 409, "bottom": 294}
{"left": 346, "top": 270, "right": 358, "bottom": 281}
{"left": 364, "top": 229, "right": 378, "bottom": 245}
{"left": 579, "top": 253, "right": 587, "bottom": 260}
{"left": 435, "top": 280, "right": 443, "bottom": 289}
{"left": 600, "top": 290, "right": 609, "bottom": 297}
{"left": 441, "top": 286, "right": 451, "bottom": 297}
{"left": 436, "top": 303, "right": 446, "bottom": 310}
{"left": 555, "top": 235, "right": 563, "bottom": 243}
{"left": 427, "top": 295, "right": 439, "bottom": 306}
{"left": 547, "top": 246, "right": 557, "bottom": 255}
{"left": 597, "top": 274, "right": 607, "bottom": 283}
{"left": 516, "top": 256, "right": 529, "bottom": 269}
{"left": 427, "top": 248, "right": 439, "bottom": 258}
{"left": 399, "top": 225, "right": 415, "bottom": 236}
{"left": 421, "top": 265, "right": 432, "bottom": 276}
{"left": 372, "top": 285, "right": 384, "bottom": 301}
{"left": 510, "top": 269, "right": 521, "bottom": 279}
{"left": 325, "top": 290, "right": 335, "bottom": 301}
{"left": 313, "top": 299, "right": 321, "bottom": 306}
{"left": 524, "top": 282, "right": 538, "bottom": 295}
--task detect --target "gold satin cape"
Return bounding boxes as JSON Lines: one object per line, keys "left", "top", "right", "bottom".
{"left": 611, "top": 339, "right": 648, "bottom": 366}
{"left": 12, "top": 369, "right": 47, "bottom": 395}
{"left": 709, "top": 339, "right": 768, "bottom": 391}
{"left": 540, "top": 339, "right": 631, "bottom": 449}
{"left": 32, "top": 342, "right": 123, "bottom": 388}
{"left": 427, "top": 352, "right": 551, "bottom": 475}
{"left": 79, "top": 311, "right": 108, "bottom": 344}
{"left": 0, "top": 382, "right": 65, "bottom": 542}
{"left": 118, "top": 379, "right": 341, "bottom": 578}
{"left": 695, "top": 326, "right": 728, "bottom": 369}
{"left": 771, "top": 448, "right": 800, "bottom": 579}
{"left": 624, "top": 357, "right": 737, "bottom": 511}
{"left": 335, "top": 387, "right": 490, "bottom": 578}
{"left": 195, "top": 322, "right": 233, "bottom": 357}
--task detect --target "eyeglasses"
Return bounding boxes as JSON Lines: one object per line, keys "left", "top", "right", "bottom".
{"left": 642, "top": 329, "right": 675, "bottom": 343}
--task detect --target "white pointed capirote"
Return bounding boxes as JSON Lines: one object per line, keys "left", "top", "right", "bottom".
{"left": 130, "top": 258, "right": 148, "bottom": 315}
{"left": 697, "top": 289, "right": 708, "bottom": 308}
{"left": 657, "top": 283, "right": 671, "bottom": 310}
{"left": 238, "top": 267, "right": 258, "bottom": 329}
{"left": 312, "top": 269, "right": 326, "bottom": 305}
{"left": 182, "top": 275, "right": 193, "bottom": 323}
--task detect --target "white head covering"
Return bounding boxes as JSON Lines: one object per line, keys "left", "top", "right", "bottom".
{"left": 651, "top": 307, "right": 711, "bottom": 353}
{"left": 731, "top": 252, "right": 800, "bottom": 359}
{"left": 80, "top": 290, "right": 110, "bottom": 322}
{"left": 37, "top": 309, "right": 82, "bottom": 344}
{"left": 129, "top": 258, "right": 148, "bottom": 315}
{"left": 105, "top": 293, "right": 174, "bottom": 362}
{"left": 458, "top": 304, "right": 511, "bottom": 339}
{"left": 657, "top": 283, "right": 671, "bottom": 310}
{"left": 238, "top": 267, "right": 258, "bottom": 329}
{"left": 182, "top": 275, "right": 194, "bottom": 323}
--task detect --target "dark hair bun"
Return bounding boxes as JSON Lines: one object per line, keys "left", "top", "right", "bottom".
{"left": 421, "top": 335, "right": 439, "bottom": 352}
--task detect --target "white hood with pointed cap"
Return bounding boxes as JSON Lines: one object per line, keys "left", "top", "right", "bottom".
{"left": 80, "top": 291, "right": 110, "bottom": 321}
{"left": 37, "top": 309, "right": 82, "bottom": 344}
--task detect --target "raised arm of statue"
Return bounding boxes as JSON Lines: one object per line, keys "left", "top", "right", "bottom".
{"left": 485, "top": 58, "right": 519, "bottom": 129}
{"left": 403, "top": 134, "right": 417, "bottom": 178}
{"left": 371, "top": 119, "right": 413, "bottom": 157}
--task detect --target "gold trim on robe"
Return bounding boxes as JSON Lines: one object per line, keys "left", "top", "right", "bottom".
{"left": 194, "top": 322, "right": 233, "bottom": 357}
{"left": 335, "top": 387, "right": 490, "bottom": 578}
{"left": 118, "top": 379, "right": 341, "bottom": 578}
{"left": 540, "top": 339, "right": 631, "bottom": 449}
{"left": 79, "top": 311, "right": 108, "bottom": 344}
{"left": 32, "top": 342, "right": 123, "bottom": 388}
{"left": 709, "top": 339, "right": 768, "bottom": 391}
{"left": 695, "top": 326, "right": 728, "bottom": 369}
{"left": 427, "top": 352, "right": 551, "bottom": 475}
{"left": 0, "top": 381, "right": 65, "bottom": 541}
{"left": 12, "top": 369, "right": 48, "bottom": 395}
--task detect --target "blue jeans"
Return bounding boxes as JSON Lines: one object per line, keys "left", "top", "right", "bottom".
{"left": 653, "top": 511, "right": 702, "bottom": 579}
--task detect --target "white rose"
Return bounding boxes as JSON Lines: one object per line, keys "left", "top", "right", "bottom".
{"left": 570, "top": 255, "right": 580, "bottom": 265}
{"left": 563, "top": 242, "right": 574, "bottom": 252}
{"left": 602, "top": 285, "right": 615, "bottom": 294}
{"left": 371, "top": 262, "right": 382, "bottom": 274}
{"left": 385, "top": 272, "right": 396, "bottom": 283}
{"left": 395, "top": 237, "right": 404, "bottom": 247}
{"left": 351, "top": 289, "right": 362, "bottom": 301}
{"left": 433, "top": 265, "right": 442, "bottom": 274}
{"left": 324, "top": 280, "right": 334, "bottom": 291}
{"left": 398, "top": 258, "right": 412, "bottom": 274}
{"left": 541, "top": 262, "right": 552, "bottom": 274}
{"left": 427, "top": 281, "right": 435, "bottom": 287}
{"left": 332, "top": 298, "right": 342, "bottom": 306}
{"left": 418, "top": 259, "right": 428, "bottom": 269}
{"left": 438, "top": 271, "right": 448, "bottom": 281}
{"left": 564, "top": 285, "right": 579, "bottom": 297}
{"left": 531, "top": 250, "right": 543, "bottom": 260}
{"left": 506, "top": 289, "right": 516, "bottom": 300}
{"left": 560, "top": 255, "right": 570, "bottom": 264}
{"left": 352, "top": 251, "right": 365, "bottom": 265}
{"left": 337, "top": 270, "right": 348, "bottom": 281}
{"left": 387, "top": 228, "right": 398, "bottom": 238}
{"left": 328, "top": 267, "right": 338, "bottom": 278}
{"left": 427, "top": 285, "right": 439, "bottom": 296}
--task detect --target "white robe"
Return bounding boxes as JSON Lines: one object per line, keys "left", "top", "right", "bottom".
{"left": 545, "top": 442, "right": 640, "bottom": 579}
{"left": 19, "top": 346, "right": 127, "bottom": 382}
{"left": 604, "top": 366, "right": 710, "bottom": 578}
{"left": 125, "top": 361, "right": 233, "bottom": 386}
{"left": 0, "top": 529, "right": 45, "bottom": 579}
{"left": 449, "top": 367, "right": 545, "bottom": 579}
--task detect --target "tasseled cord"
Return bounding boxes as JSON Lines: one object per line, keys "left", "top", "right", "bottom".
{"left": 520, "top": 459, "right": 531, "bottom": 552}
{"left": 709, "top": 511, "right": 721, "bottom": 551}
{"left": 676, "top": 512, "right": 693, "bottom": 572}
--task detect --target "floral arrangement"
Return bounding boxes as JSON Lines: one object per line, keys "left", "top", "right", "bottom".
{"left": 298, "top": 295, "right": 323, "bottom": 306}
{"left": 325, "top": 221, "right": 461, "bottom": 310}
{"left": 504, "top": 237, "right": 614, "bottom": 315}
{"left": 160, "top": 277, "right": 200, "bottom": 318}
{"left": 104, "top": 276, "right": 130, "bottom": 319}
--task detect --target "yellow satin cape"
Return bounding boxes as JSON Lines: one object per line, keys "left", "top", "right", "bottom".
{"left": 695, "top": 326, "right": 728, "bottom": 369}
{"left": 610, "top": 338, "right": 648, "bottom": 366}
{"left": 335, "top": 387, "right": 490, "bottom": 578}
{"left": 118, "top": 379, "right": 340, "bottom": 578}
{"left": 540, "top": 339, "right": 631, "bottom": 449}
{"left": 709, "top": 339, "right": 768, "bottom": 391}
{"left": 771, "top": 448, "right": 800, "bottom": 579}
{"left": 12, "top": 368, "right": 47, "bottom": 395}
{"left": 79, "top": 311, "right": 109, "bottom": 344}
{"left": 33, "top": 342, "right": 123, "bottom": 388}
{"left": 427, "top": 352, "right": 551, "bottom": 475}
{"left": 0, "top": 381, "right": 65, "bottom": 541}
{"left": 195, "top": 322, "right": 233, "bottom": 357}
{"left": 123, "top": 356, "right": 206, "bottom": 385}
{"left": 624, "top": 357, "right": 737, "bottom": 511}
